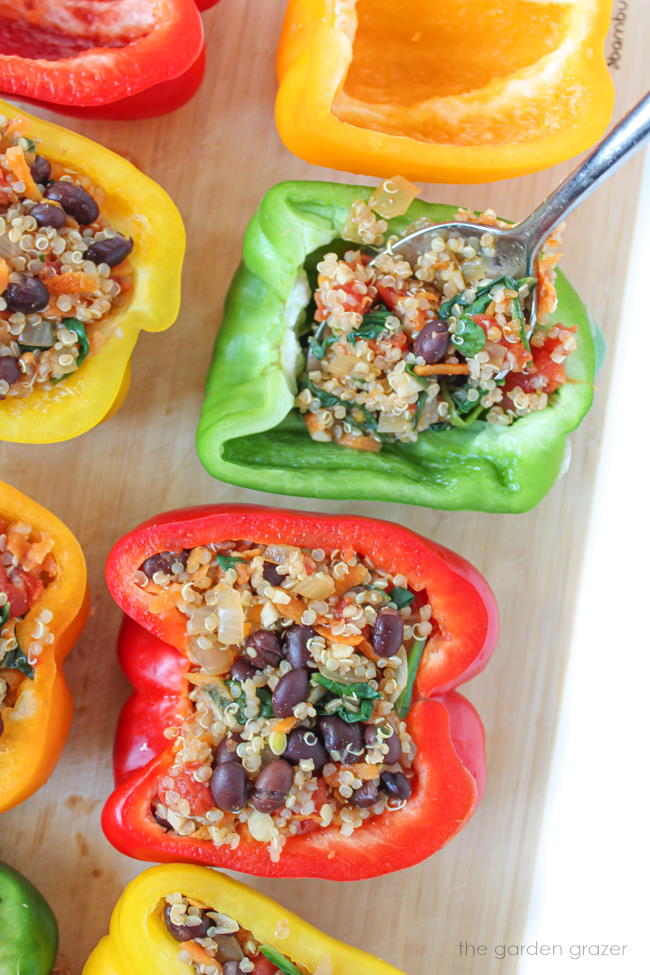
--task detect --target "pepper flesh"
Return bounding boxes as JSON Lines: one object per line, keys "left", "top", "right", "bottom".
{"left": 275, "top": 0, "right": 614, "bottom": 183}
{"left": 0, "top": 100, "right": 185, "bottom": 444}
{"left": 196, "top": 181, "right": 601, "bottom": 513}
{"left": 102, "top": 504, "right": 497, "bottom": 880}
{"left": 82, "top": 863, "right": 406, "bottom": 975}
{"left": 0, "top": 480, "right": 88, "bottom": 812}
{"left": 0, "top": 1, "right": 221, "bottom": 120}
{"left": 0, "top": 862, "right": 58, "bottom": 974}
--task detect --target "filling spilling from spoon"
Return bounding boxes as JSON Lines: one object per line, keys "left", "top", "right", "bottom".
{"left": 137, "top": 538, "right": 431, "bottom": 863}
{"left": 296, "top": 183, "right": 575, "bottom": 450}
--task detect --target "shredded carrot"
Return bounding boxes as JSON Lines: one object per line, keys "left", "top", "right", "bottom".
{"left": 356, "top": 638, "right": 381, "bottom": 663}
{"left": 185, "top": 941, "right": 221, "bottom": 969}
{"left": 281, "top": 596, "right": 308, "bottom": 623}
{"left": 536, "top": 253, "right": 560, "bottom": 322}
{"left": 347, "top": 763, "right": 381, "bottom": 780}
{"left": 337, "top": 432, "right": 381, "bottom": 452}
{"left": 314, "top": 624, "right": 363, "bottom": 646}
{"left": 0, "top": 259, "right": 9, "bottom": 293}
{"left": 46, "top": 272, "right": 99, "bottom": 296}
{"left": 332, "top": 563, "right": 370, "bottom": 597}
{"left": 148, "top": 587, "right": 182, "bottom": 614}
{"left": 274, "top": 716, "right": 299, "bottom": 734}
{"left": 414, "top": 363, "right": 470, "bottom": 376}
{"left": 23, "top": 536, "right": 55, "bottom": 571}
{"left": 5, "top": 146, "right": 42, "bottom": 202}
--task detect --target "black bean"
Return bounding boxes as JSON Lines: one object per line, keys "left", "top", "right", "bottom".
{"left": 213, "top": 736, "right": 241, "bottom": 766}
{"left": 272, "top": 667, "right": 309, "bottom": 718}
{"left": 380, "top": 771, "right": 412, "bottom": 801}
{"left": 282, "top": 624, "right": 314, "bottom": 668}
{"left": 319, "top": 715, "right": 363, "bottom": 764}
{"left": 349, "top": 780, "right": 379, "bottom": 807}
{"left": 372, "top": 610, "right": 404, "bottom": 659}
{"left": 413, "top": 320, "right": 449, "bottom": 364}
{"left": 45, "top": 181, "right": 99, "bottom": 225}
{"left": 30, "top": 155, "right": 51, "bottom": 186}
{"left": 3, "top": 275, "right": 49, "bottom": 314}
{"left": 0, "top": 356, "right": 21, "bottom": 389}
{"left": 283, "top": 728, "right": 327, "bottom": 773}
{"left": 210, "top": 762, "right": 249, "bottom": 811}
{"left": 262, "top": 561, "right": 283, "bottom": 587}
{"left": 251, "top": 759, "right": 293, "bottom": 814}
{"left": 153, "top": 807, "right": 172, "bottom": 831}
{"left": 30, "top": 202, "right": 66, "bottom": 229}
{"left": 140, "top": 549, "right": 188, "bottom": 579}
{"left": 85, "top": 234, "right": 134, "bottom": 268}
{"left": 163, "top": 904, "right": 212, "bottom": 942}
{"left": 229, "top": 657, "right": 255, "bottom": 682}
{"left": 243, "top": 629, "right": 282, "bottom": 669}
{"left": 364, "top": 723, "right": 402, "bottom": 765}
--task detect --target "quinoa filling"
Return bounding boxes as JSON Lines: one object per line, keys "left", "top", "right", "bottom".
{"left": 163, "top": 892, "right": 313, "bottom": 975}
{"left": 0, "top": 516, "right": 57, "bottom": 734}
{"left": 137, "top": 540, "right": 431, "bottom": 862}
{"left": 0, "top": 115, "right": 133, "bottom": 400}
{"left": 296, "top": 188, "right": 575, "bottom": 450}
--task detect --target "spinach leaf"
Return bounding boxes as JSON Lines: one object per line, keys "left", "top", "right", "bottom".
{"left": 23, "top": 138, "right": 37, "bottom": 153}
{"left": 312, "top": 675, "right": 381, "bottom": 700}
{"left": 216, "top": 554, "right": 246, "bottom": 571}
{"left": 62, "top": 318, "right": 90, "bottom": 365}
{"left": 451, "top": 386, "right": 482, "bottom": 416}
{"left": 313, "top": 674, "right": 381, "bottom": 723}
{"left": 259, "top": 946, "right": 301, "bottom": 975}
{"left": 348, "top": 306, "right": 392, "bottom": 344}
{"left": 412, "top": 390, "right": 428, "bottom": 430}
{"left": 336, "top": 698, "right": 376, "bottom": 723}
{"left": 439, "top": 275, "right": 535, "bottom": 321}
{"left": 395, "top": 638, "right": 427, "bottom": 718}
{"left": 1, "top": 644, "right": 35, "bottom": 679}
{"left": 303, "top": 381, "right": 378, "bottom": 435}
{"left": 308, "top": 334, "right": 337, "bottom": 359}
{"left": 405, "top": 363, "right": 430, "bottom": 389}
{"left": 0, "top": 600, "right": 10, "bottom": 625}
{"left": 256, "top": 686, "right": 274, "bottom": 718}
{"left": 389, "top": 586, "right": 415, "bottom": 609}
{"left": 450, "top": 316, "right": 486, "bottom": 358}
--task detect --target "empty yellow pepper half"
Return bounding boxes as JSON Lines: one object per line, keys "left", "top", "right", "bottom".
{"left": 0, "top": 99, "right": 185, "bottom": 444}
{"left": 276, "top": 0, "right": 615, "bottom": 183}
{"left": 83, "top": 864, "right": 406, "bottom": 975}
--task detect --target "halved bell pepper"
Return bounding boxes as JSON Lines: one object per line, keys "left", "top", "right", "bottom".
{"left": 102, "top": 504, "right": 497, "bottom": 880}
{"left": 83, "top": 863, "right": 406, "bottom": 974}
{"left": 0, "top": 861, "right": 58, "bottom": 974}
{"left": 0, "top": 100, "right": 184, "bottom": 444}
{"left": 275, "top": 0, "right": 614, "bottom": 183}
{"left": 0, "top": 480, "right": 88, "bottom": 812}
{"left": 196, "top": 181, "right": 601, "bottom": 513}
{"left": 0, "top": 0, "right": 221, "bottom": 121}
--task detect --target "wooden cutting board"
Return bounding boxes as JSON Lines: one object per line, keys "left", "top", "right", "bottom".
{"left": 0, "top": 1, "right": 647, "bottom": 972}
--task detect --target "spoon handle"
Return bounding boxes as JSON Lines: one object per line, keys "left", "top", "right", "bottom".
{"left": 516, "top": 90, "right": 650, "bottom": 251}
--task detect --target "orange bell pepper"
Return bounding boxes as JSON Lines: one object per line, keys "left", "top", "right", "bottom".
{"left": 0, "top": 481, "right": 89, "bottom": 812}
{"left": 276, "top": 0, "right": 615, "bottom": 183}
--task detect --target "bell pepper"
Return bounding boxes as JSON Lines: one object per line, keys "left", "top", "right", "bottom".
{"left": 196, "top": 181, "right": 602, "bottom": 513}
{"left": 0, "top": 100, "right": 184, "bottom": 445}
{"left": 0, "top": 861, "right": 58, "bottom": 974}
{"left": 102, "top": 503, "right": 497, "bottom": 880}
{"left": 82, "top": 863, "right": 406, "bottom": 975}
{"left": 275, "top": 0, "right": 614, "bottom": 183}
{"left": 0, "top": 480, "right": 89, "bottom": 812}
{"left": 0, "top": 1, "right": 221, "bottom": 121}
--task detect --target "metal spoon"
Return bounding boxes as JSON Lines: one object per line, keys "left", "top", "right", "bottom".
{"left": 374, "top": 90, "right": 650, "bottom": 337}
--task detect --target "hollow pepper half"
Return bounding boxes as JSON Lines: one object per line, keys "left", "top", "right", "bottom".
{"left": 0, "top": 100, "right": 184, "bottom": 444}
{"left": 275, "top": 0, "right": 614, "bottom": 183}
{"left": 82, "top": 863, "right": 406, "bottom": 975}
{"left": 102, "top": 504, "right": 497, "bottom": 880}
{"left": 0, "top": 480, "right": 88, "bottom": 812}
{"left": 0, "top": 1, "right": 221, "bottom": 121}
{"left": 196, "top": 181, "right": 602, "bottom": 513}
{"left": 0, "top": 861, "right": 58, "bottom": 974}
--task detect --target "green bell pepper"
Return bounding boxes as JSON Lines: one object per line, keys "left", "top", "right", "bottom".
{"left": 196, "top": 181, "right": 602, "bottom": 512}
{"left": 0, "top": 862, "right": 58, "bottom": 975}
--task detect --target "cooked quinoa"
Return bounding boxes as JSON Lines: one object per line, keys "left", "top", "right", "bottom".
{"left": 162, "top": 892, "right": 311, "bottom": 974}
{"left": 0, "top": 517, "right": 56, "bottom": 731}
{"left": 137, "top": 540, "right": 430, "bottom": 862}
{"left": 0, "top": 115, "right": 133, "bottom": 400}
{"left": 297, "top": 199, "right": 576, "bottom": 450}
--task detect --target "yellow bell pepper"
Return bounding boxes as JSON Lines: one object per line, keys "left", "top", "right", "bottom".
{"left": 0, "top": 99, "right": 185, "bottom": 444}
{"left": 83, "top": 864, "right": 406, "bottom": 975}
{"left": 276, "top": 0, "right": 615, "bottom": 183}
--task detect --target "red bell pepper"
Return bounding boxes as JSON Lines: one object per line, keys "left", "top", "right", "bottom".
{"left": 103, "top": 504, "right": 498, "bottom": 880}
{"left": 0, "top": 0, "right": 221, "bottom": 121}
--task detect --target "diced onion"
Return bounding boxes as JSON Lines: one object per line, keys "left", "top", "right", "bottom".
{"left": 19, "top": 321, "right": 55, "bottom": 348}
{"left": 214, "top": 583, "right": 244, "bottom": 645}
{"left": 247, "top": 811, "right": 276, "bottom": 842}
{"left": 293, "top": 572, "right": 335, "bottom": 600}
{"left": 368, "top": 176, "right": 420, "bottom": 219}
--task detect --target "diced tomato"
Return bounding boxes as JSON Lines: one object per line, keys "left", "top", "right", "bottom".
{"left": 295, "top": 777, "right": 329, "bottom": 835}
{"left": 252, "top": 956, "right": 278, "bottom": 975}
{"left": 0, "top": 563, "right": 43, "bottom": 619}
{"left": 315, "top": 270, "right": 375, "bottom": 322}
{"left": 503, "top": 328, "right": 574, "bottom": 399}
{"left": 170, "top": 765, "right": 214, "bottom": 816}
{"left": 474, "top": 315, "right": 532, "bottom": 372}
{"left": 376, "top": 282, "right": 404, "bottom": 310}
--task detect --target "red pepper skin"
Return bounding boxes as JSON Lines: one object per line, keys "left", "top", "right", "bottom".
{"left": 0, "top": 1, "right": 219, "bottom": 121}
{"left": 103, "top": 504, "right": 497, "bottom": 880}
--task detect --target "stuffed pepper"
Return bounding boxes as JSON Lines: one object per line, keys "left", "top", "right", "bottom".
{"left": 0, "top": 861, "right": 59, "bottom": 974}
{"left": 0, "top": 480, "right": 88, "bottom": 812}
{"left": 83, "top": 863, "right": 406, "bottom": 975}
{"left": 0, "top": 1, "right": 221, "bottom": 121}
{"left": 103, "top": 504, "right": 496, "bottom": 880}
{"left": 275, "top": 0, "right": 614, "bottom": 183}
{"left": 0, "top": 100, "right": 184, "bottom": 443}
{"left": 197, "top": 180, "right": 602, "bottom": 512}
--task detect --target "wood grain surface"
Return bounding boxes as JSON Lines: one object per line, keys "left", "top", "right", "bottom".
{"left": 0, "top": 2, "right": 648, "bottom": 972}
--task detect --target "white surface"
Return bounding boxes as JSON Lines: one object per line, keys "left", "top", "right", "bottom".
{"left": 520, "top": 153, "right": 650, "bottom": 972}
